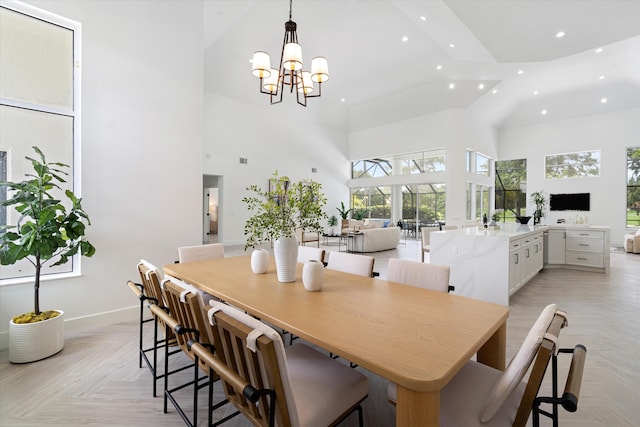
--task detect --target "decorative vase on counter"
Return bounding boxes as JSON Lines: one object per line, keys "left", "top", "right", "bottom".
{"left": 302, "top": 260, "right": 324, "bottom": 291}
{"left": 250, "top": 248, "right": 269, "bottom": 274}
{"left": 273, "top": 236, "right": 298, "bottom": 282}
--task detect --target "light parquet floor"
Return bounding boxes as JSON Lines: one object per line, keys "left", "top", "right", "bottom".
{"left": 1, "top": 240, "right": 639, "bottom": 426}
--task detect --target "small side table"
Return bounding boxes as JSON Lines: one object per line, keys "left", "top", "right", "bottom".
{"left": 347, "top": 232, "right": 364, "bottom": 253}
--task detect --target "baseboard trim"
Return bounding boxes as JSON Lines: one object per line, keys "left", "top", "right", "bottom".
{"left": 0, "top": 305, "right": 138, "bottom": 350}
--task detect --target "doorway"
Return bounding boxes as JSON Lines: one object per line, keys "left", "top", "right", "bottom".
{"left": 203, "top": 175, "right": 222, "bottom": 244}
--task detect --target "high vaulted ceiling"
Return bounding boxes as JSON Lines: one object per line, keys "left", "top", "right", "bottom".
{"left": 203, "top": 0, "right": 640, "bottom": 131}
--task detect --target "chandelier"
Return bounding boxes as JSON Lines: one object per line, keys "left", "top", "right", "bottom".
{"left": 251, "top": 0, "right": 329, "bottom": 107}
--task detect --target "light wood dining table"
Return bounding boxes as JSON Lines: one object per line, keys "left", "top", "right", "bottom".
{"left": 164, "top": 255, "right": 509, "bottom": 427}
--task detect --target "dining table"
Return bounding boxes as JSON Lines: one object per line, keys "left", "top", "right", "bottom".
{"left": 164, "top": 255, "right": 509, "bottom": 427}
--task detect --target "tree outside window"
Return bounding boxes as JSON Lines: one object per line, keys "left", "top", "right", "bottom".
{"left": 628, "top": 147, "right": 640, "bottom": 227}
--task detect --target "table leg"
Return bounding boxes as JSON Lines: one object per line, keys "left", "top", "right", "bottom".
{"left": 477, "top": 320, "right": 507, "bottom": 371}
{"left": 396, "top": 386, "right": 439, "bottom": 427}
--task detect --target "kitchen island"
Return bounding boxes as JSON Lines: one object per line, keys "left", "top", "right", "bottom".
{"left": 430, "top": 224, "right": 544, "bottom": 306}
{"left": 430, "top": 224, "right": 610, "bottom": 306}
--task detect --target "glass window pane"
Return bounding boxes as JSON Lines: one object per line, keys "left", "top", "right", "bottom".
{"left": 476, "top": 153, "right": 490, "bottom": 176}
{"left": 627, "top": 147, "right": 640, "bottom": 227}
{"left": 0, "top": 7, "right": 74, "bottom": 110}
{"left": 545, "top": 150, "right": 601, "bottom": 179}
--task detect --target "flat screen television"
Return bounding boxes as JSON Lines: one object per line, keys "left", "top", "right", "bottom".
{"left": 549, "top": 193, "right": 590, "bottom": 211}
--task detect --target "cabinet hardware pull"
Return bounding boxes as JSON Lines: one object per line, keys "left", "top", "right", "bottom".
{"left": 579, "top": 243, "right": 588, "bottom": 247}
{"left": 577, "top": 257, "right": 587, "bottom": 261}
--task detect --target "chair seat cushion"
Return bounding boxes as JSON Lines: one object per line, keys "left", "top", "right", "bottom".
{"left": 286, "top": 344, "right": 368, "bottom": 427}
{"left": 388, "top": 360, "right": 526, "bottom": 427}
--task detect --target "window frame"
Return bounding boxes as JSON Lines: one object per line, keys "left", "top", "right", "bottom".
{"left": 0, "top": 1, "right": 82, "bottom": 285}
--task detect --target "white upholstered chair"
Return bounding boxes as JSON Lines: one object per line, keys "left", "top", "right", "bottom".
{"left": 443, "top": 225, "right": 458, "bottom": 231}
{"left": 388, "top": 304, "right": 586, "bottom": 427}
{"left": 420, "top": 227, "right": 438, "bottom": 262}
{"left": 386, "top": 258, "right": 452, "bottom": 293}
{"left": 624, "top": 229, "right": 640, "bottom": 253}
{"left": 190, "top": 301, "right": 369, "bottom": 427}
{"left": 177, "top": 243, "right": 224, "bottom": 263}
{"left": 296, "top": 245, "right": 325, "bottom": 264}
{"left": 325, "top": 251, "right": 375, "bottom": 277}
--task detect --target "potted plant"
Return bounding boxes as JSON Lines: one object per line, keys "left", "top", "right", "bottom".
{"left": 530, "top": 190, "right": 547, "bottom": 225}
{"left": 0, "top": 146, "right": 95, "bottom": 363}
{"left": 336, "top": 201, "right": 351, "bottom": 230}
{"left": 242, "top": 171, "right": 326, "bottom": 282}
{"left": 327, "top": 215, "right": 338, "bottom": 235}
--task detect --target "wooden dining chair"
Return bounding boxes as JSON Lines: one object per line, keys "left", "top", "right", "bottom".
{"left": 296, "top": 245, "right": 325, "bottom": 264}
{"left": 136, "top": 259, "right": 180, "bottom": 397}
{"left": 192, "top": 301, "right": 369, "bottom": 427}
{"left": 386, "top": 258, "right": 453, "bottom": 293}
{"left": 160, "top": 276, "right": 230, "bottom": 427}
{"left": 388, "top": 304, "right": 586, "bottom": 427}
{"left": 177, "top": 243, "right": 224, "bottom": 263}
{"left": 325, "top": 251, "right": 375, "bottom": 277}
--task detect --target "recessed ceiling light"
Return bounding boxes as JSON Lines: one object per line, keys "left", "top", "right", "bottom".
{"left": 449, "top": 83, "right": 455, "bottom": 89}
{"left": 555, "top": 31, "right": 565, "bottom": 38}
{"left": 492, "top": 89, "right": 498, "bottom": 94}
{"left": 599, "top": 75, "right": 606, "bottom": 80}
{"left": 340, "top": 98, "right": 346, "bottom": 103}
{"left": 541, "top": 109, "right": 547, "bottom": 115}
{"left": 533, "top": 90, "right": 539, "bottom": 95}
{"left": 436, "top": 65, "right": 443, "bottom": 70}
{"left": 420, "top": 16, "right": 426, "bottom": 21}
{"left": 478, "top": 83, "right": 485, "bottom": 90}
{"left": 517, "top": 70, "right": 524, "bottom": 75}
{"left": 402, "top": 36, "right": 409, "bottom": 42}
{"left": 448, "top": 43, "right": 455, "bottom": 48}
{"left": 595, "top": 48, "right": 603, "bottom": 53}
{"left": 601, "top": 98, "right": 608, "bottom": 104}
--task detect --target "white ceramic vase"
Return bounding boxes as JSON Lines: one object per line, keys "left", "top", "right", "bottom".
{"left": 273, "top": 235, "right": 299, "bottom": 282}
{"left": 251, "top": 248, "right": 269, "bottom": 274}
{"left": 302, "top": 260, "right": 324, "bottom": 291}
{"left": 9, "top": 310, "right": 64, "bottom": 363}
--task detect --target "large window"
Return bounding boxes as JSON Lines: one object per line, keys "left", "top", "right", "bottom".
{"left": 545, "top": 150, "right": 600, "bottom": 179}
{"left": 495, "top": 159, "right": 527, "bottom": 222}
{"left": 0, "top": 3, "right": 81, "bottom": 283}
{"left": 352, "top": 149, "right": 446, "bottom": 178}
{"left": 628, "top": 147, "right": 640, "bottom": 227}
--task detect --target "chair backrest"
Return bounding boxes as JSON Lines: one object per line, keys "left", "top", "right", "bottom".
{"left": 206, "top": 301, "right": 298, "bottom": 427}
{"left": 386, "top": 258, "right": 451, "bottom": 293}
{"left": 480, "top": 303, "right": 562, "bottom": 423}
{"left": 296, "top": 246, "right": 325, "bottom": 264}
{"left": 161, "top": 276, "right": 213, "bottom": 352}
{"left": 178, "top": 243, "right": 224, "bottom": 263}
{"left": 137, "top": 259, "right": 166, "bottom": 308}
{"left": 325, "top": 251, "right": 375, "bottom": 277}
{"left": 443, "top": 225, "right": 458, "bottom": 231}
{"left": 421, "top": 227, "right": 437, "bottom": 248}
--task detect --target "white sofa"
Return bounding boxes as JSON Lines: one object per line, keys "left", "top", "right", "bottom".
{"left": 346, "top": 225, "right": 400, "bottom": 252}
{"left": 624, "top": 229, "right": 640, "bottom": 254}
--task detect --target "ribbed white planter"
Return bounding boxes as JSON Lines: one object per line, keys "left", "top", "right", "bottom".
{"left": 273, "top": 236, "right": 298, "bottom": 282}
{"left": 9, "top": 310, "right": 64, "bottom": 363}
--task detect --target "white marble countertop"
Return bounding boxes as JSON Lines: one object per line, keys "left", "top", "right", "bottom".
{"left": 440, "top": 223, "right": 611, "bottom": 240}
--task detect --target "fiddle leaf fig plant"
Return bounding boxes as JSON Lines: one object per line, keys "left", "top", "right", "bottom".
{"left": 0, "top": 147, "right": 96, "bottom": 322}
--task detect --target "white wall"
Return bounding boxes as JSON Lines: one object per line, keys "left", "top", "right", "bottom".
{"left": 0, "top": 0, "right": 204, "bottom": 348}
{"left": 498, "top": 108, "right": 640, "bottom": 244}
{"left": 203, "top": 92, "right": 350, "bottom": 246}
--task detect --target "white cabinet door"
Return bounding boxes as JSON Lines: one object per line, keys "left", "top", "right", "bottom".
{"left": 547, "top": 230, "right": 566, "bottom": 264}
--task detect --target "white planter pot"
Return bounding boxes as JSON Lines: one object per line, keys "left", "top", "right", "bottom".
{"left": 273, "top": 236, "right": 299, "bottom": 282}
{"left": 9, "top": 310, "right": 64, "bottom": 363}
{"left": 251, "top": 248, "right": 269, "bottom": 274}
{"left": 302, "top": 260, "right": 324, "bottom": 291}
